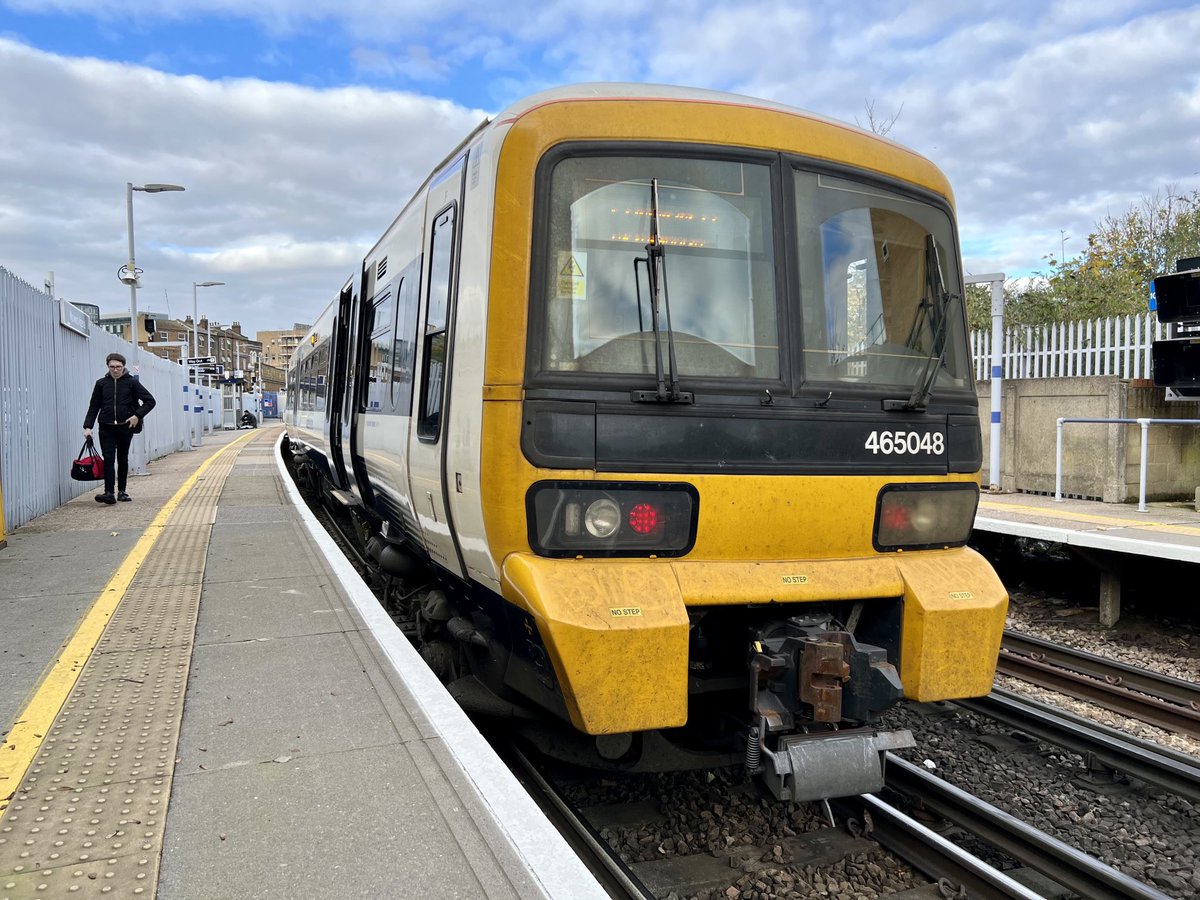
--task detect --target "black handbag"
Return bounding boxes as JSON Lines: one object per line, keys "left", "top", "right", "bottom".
{"left": 71, "top": 437, "right": 105, "bottom": 481}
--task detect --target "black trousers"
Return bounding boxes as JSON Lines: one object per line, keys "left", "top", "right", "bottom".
{"left": 98, "top": 424, "right": 135, "bottom": 494}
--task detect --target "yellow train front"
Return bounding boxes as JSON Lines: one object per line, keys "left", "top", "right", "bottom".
{"left": 286, "top": 84, "right": 1008, "bottom": 803}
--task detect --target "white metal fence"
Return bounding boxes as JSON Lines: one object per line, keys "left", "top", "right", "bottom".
{"left": 1, "top": 267, "right": 191, "bottom": 532}
{"left": 970, "top": 312, "right": 1168, "bottom": 381}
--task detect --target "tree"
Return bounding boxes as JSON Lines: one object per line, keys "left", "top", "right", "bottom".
{"left": 857, "top": 99, "right": 904, "bottom": 137}
{"left": 1037, "top": 187, "right": 1200, "bottom": 323}
{"left": 964, "top": 282, "right": 1053, "bottom": 332}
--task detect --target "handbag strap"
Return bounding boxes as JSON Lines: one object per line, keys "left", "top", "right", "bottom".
{"left": 79, "top": 437, "right": 97, "bottom": 457}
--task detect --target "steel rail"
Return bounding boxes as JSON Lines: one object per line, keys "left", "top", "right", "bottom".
{"left": 957, "top": 689, "right": 1200, "bottom": 803}
{"left": 999, "top": 631, "right": 1200, "bottom": 738}
{"left": 1003, "top": 630, "right": 1200, "bottom": 709}
{"left": 504, "top": 743, "right": 653, "bottom": 900}
{"left": 882, "top": 754, "right": 1170, "bottom": 900}
{"left": 834, "top": 793, "right": 1043, "bottom": 900}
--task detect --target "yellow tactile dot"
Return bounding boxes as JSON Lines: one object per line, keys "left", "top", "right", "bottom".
{"left": 0, "top": 441, "right": 250, "bottom": 896}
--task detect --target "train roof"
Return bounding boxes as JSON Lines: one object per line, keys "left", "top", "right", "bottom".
{"left": 490, "top": 82, "right": 898, "bottom": 147}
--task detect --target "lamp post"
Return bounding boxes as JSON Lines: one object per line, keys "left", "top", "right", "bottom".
{"left": 191, "top": 281, "right": 224, "bottom": 447}
{"left": 122, "top": 182, "right": 185, "bottom": 374}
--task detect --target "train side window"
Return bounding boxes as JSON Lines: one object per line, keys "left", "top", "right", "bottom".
{"left": 365, "top": 287, "right": 394, "bottom": 413}
{"left": 418, "top": 206, "right": 455, "bottom": 440}
{"left": 391, "top": 272, "right": 421, "bottom": 414}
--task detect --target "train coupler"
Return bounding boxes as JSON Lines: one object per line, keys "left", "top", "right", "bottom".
{"left": 745, "top": 616, "right": 913, "bottom": 801}
{"left": 753, "top": 726, "right": 915, "bottom": 802}
{"left": 747, "top": 619, "right": 905, "bottom": 728}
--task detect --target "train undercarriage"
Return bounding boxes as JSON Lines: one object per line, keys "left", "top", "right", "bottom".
{"left": 290, "top": 449, "right": 915, "bottom": 802}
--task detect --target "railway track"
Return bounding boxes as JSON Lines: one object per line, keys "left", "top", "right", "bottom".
{"left": 876, "top": 754, "right": 1170, "bottom": 900}
{"left": 289, "top": 454, "right": 1190, "bottom": 898}
{"left": 958, "top": 688, "right": 1200, "bottom": 803}
{"left": 999, "top": 630, "right": 1200, "bottom": 739}
{"left": 506, "top": 738, "right": 1099, "bottom": 900}
{"left": 502, "top": 742, "right": 653, "bottom": 899}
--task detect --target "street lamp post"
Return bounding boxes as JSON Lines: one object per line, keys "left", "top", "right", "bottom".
{"left": 205, "top": 318, "right": 216, "bottom": 433}
{"left": 191, "top": 281, "right": 224, "bottom": 447}
{"left": 122, "top": 182, "right": 185, "bottom": 373}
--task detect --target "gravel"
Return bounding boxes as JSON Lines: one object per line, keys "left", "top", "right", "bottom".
{"left": 876, "top": 550, "right": 1200, "bottom": 900}
{"left": 557, "top": 560, "right": 1200, "bottom": 899}
{"left": 561, "top": 769, "right": 927, "bottom": 899}
{"left": 887, "top": 697, "right": 1200, "bottom": 898}
{"left": 1003, "top": 588, "right": 1200, "bottom": 758}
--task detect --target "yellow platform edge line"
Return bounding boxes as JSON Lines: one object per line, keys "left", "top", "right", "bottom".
{"left": 0, "top": 431, "right": 258, "bottom": 815}
{"left": 979, "top": 499, "right": 1200, "bottom": 536}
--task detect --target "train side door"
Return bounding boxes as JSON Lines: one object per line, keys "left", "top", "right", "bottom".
{"left": 339, "top": 270, "right": 376, "bottom": 505}
{"left": 408, "top": 159, "right": 468, "bottom": 578}
{"left": 327, "top": 284, "right": 353, "bottom": 491}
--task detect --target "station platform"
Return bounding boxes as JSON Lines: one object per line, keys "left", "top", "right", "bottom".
{"left": 0, "top": 426, "right": 603, "bottom": 900}
{"left": 974, "top": 490, "right": 1200, "bottom": 624}
{"left": 975, "top": 491, "right": 1200, "bottom": 564}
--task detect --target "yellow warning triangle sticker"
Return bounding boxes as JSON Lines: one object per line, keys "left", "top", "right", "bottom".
{"left": 560, "top": 256, "right": 584, "bottom": 277}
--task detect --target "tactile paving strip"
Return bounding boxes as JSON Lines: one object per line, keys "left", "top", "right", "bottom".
{"left": 0, "top": 431, "right": 273, "bottom": 899}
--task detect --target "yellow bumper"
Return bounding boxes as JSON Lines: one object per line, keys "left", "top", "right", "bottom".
{"left": 501, "top": 548, "right": 1007, "bottom": 734}
{"left": 894, "top": 548, "right": 1009, "bottom": 700}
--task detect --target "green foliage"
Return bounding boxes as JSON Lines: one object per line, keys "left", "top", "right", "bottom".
{"left": 1015, "top": 187, "right": 1200, "bottom": 327}
{"left": 964, "top": 283, "right": 990, "bottom": 331}
{"left": 964, "top": 282, "right": 1054, "bottom": 331}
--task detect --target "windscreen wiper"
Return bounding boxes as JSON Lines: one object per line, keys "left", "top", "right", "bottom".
{"left": 885, "top": 235, "right": 957, "bottom": 412}
{"left": 632, "top": 178, "right": 692, "bottom": 404}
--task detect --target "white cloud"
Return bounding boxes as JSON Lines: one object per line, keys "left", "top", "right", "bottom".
{"left": 3, "top": 0, "right": 1200, "bottom": 329}
{"left": 0, "top": 36, "right": 482, "bottom": 333}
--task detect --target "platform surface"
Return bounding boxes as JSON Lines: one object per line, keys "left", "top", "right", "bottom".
{"left": 975, "top": 491, "right": 1200, "bottom": 563}
{"left": 0, "top": 426, "right": 602, "bottom": 900}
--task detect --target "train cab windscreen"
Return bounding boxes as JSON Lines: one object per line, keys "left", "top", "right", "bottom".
{"left": 537, "top": 155, "right": 779, "bottom": 381}
{"left": 533, "top": 151, "right": 971, "bottom": 398}
{"left": 793, "top": 170, "right": 970, "bottom": 395}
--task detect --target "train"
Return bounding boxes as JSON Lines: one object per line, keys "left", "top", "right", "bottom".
{"left": 284, "top": 83, "right": 1008, "bottom": 802}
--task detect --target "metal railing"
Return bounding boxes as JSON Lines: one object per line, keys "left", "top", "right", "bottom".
{"left": 1055, "top": 416, "right": 1200, "bottom": 511}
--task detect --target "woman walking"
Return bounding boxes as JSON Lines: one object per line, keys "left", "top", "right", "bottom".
{"left": 83, "top": 352, "right": 156, "bottom": 504}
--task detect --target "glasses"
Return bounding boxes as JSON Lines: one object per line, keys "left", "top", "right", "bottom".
{"left": 108, "top": 363, "right": 124, "bottom": 369}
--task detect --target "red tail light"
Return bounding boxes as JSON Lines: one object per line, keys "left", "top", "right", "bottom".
{"left": 527, "top": 482, "right": 698, "bottom": 557}
{"left": 628, "top": 503, "right": 660, "bottom": 534}
{"left": 874, "top": 484, "right": 979, "bottom": 551}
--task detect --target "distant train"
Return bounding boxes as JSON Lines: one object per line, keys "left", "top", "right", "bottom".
{"left": 285, "top": 83, "right": 1008, "bottom": 802}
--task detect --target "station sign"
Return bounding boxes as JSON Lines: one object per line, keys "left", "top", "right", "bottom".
{"left": 186, "top": 356, "right": 216, "bottom": 365}
{"left": 198, "top": 364, "right": 225, "bottom": 375}
{"left": 58, "top": 300, "right": 91, "bottom": 337}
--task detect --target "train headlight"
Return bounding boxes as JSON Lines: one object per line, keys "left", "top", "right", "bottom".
{"left": 873, "top": 483, "right": 979, "bottom": 552}
{"left": 528, "top": 481, "right": 699, "bottom": 557}
{"left": 584, "top": 498, "right": 621, "bottom": 538}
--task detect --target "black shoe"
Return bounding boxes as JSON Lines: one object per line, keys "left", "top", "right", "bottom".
{"left": 96, "top": 492, "right": 116, "bottom": 505}
{"left": 117, "top": 492, "right": 132, "bottom": 502}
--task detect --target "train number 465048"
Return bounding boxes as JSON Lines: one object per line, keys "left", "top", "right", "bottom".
{"left": 864, "top": 430, "right": 945, "bottom": 455}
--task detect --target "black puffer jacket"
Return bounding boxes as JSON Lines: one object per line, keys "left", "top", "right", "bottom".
{"left": 84, "top": 372, "right": 157, "bottom": 432}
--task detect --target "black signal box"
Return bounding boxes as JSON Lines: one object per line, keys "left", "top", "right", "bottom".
{"left": 1152, "top": 269, "right": 1200, "bottom": 324}
{"left": 1152, "top": 337, "right": 1200, "bottom": 392}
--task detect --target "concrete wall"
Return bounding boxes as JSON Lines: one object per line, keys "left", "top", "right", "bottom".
{"left": 1126, "top": 384, "right": 1200, "bottom": 501}
{"left": 978, "top": 376, "right": 1200, "bottom": 503}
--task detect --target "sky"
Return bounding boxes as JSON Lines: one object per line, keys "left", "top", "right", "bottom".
{"left": 1, "top": 1, "right": 1198, "bottom": 340}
